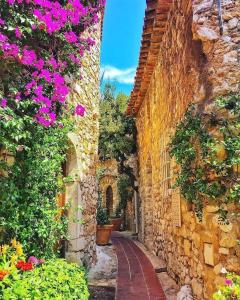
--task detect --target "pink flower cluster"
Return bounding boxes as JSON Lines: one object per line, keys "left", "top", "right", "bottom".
{"left": 0, "top": 0, "right": 105, "bottom": 126}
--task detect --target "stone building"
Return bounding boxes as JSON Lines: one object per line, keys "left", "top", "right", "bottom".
{"left": 127, "top": 0, "right": 240, "bottom": 299}
{"left": 97, "top": 158, "right": 137, "bottom": 231}
{"left": 98, "top": 159, "right": 120, "bottom": 217}
{"left": 63, "top": 16, "right": 103, "bottom": 268}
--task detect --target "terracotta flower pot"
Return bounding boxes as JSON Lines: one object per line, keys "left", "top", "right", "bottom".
{"left": 111, "top": 217, "right": 122, "bottom": 231}
{"left": 96, "top": 225, "right": 113, "bottom": 246}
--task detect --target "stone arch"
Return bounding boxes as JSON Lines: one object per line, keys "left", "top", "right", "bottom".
{"left": 63, "top": 133, "right": 83, "bottom": 262}
{"left": 99, "top": 175, "right": 120, "bottom": 217}
{"left": 106, "top": 185, "right": 114, "bottom": 217}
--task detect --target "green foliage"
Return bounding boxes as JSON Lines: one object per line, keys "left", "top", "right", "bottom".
{"left": 96, "top": 206, "right": 109, "bottom": 226}
{"left": 99, "top": 83, "right": 136, "bottom": 216}
{"left": 99, "top": 83, "right": 136, "bottom": 162}
{"left": 117, "top": 174, "right": 133, "bottom": 212}
{"left": 170, "top": 93, "right": 240, "bottom": 220}
{"left": 0, "top": 114, "right": 72, "bottom": 258}
{"left": 0, "top": 259, "right": 89, "bottom": 300}
{"left": 213, "top": 273, "right": 240, "bottom": 300}
{"left": 114, "top": 205, "right": 122, "bottom": 218}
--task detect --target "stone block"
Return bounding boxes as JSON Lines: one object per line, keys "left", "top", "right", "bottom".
{"left": 219, "top": 247, "right": 230, "bottom": 255}
{"left": 191, "top": 278, "right": 203, "bottom": 298}
{"left": 191, "top": 232, "right": 201, "bottom": 248}
{"left": 214, "top": 263, "right": 224, "bottom": 275}
{"left": 236, "top": 246, "right": 240, "bottom": 258}
{"left": 196, "top": 27, "right": 219, "bottom": 41}
{"left": 220, "top": 233, "right": 237, "bottom": 248}
{"left": 183, "top": 239, "right": 192, "bottom": 257}
{"left": 219, "top": 222, "right": 233, "bottom": 233}
{"left": 205, "top": 205, "right": 219, "bottom": 213}
{"left": 204, "top": 243, "right": 214, "bottom": 266}
{"left": 226, "top": 256, "right": 240, "bottom": 273}
{"left": 228, "top": 17, "right": 239, "bottom": 29}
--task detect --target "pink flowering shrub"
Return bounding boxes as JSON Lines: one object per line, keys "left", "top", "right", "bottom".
{"left": 0, "top": 0, "right": 105, "bottom": 259}
{"left": 0, "top": 0, "right": 105, "bottom": 126}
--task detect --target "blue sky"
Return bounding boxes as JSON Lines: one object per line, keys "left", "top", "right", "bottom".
{"left": 100, "top": 0, "right": 146, "bottom": 95}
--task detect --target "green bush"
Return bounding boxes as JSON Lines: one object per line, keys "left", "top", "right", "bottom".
{"left": 213, "top": 273, "right": 240, "bottom": 300}
{"left": 96, "top": 206, "right": 109, "bottom": 226}
{"left": 0, "top": 120, "right": 71, "bottom": 258}
{"left": 0, "top": 259, "right": 89, "bottom": 300}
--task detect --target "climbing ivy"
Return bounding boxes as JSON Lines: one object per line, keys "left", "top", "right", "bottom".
{"left": 170, "top": 93, "right": 240, "bottom": 221}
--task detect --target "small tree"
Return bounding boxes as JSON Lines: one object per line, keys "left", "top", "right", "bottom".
{"left": 99, "top": 83, "right": 137, "bottom": 217}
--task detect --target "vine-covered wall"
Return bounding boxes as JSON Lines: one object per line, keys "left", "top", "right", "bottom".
{"left": 135, "top": 0, "right": 240, "bottom": 299}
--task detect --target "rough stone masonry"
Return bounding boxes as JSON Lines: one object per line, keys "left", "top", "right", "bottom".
{"left": 64, "top": 17, "right": 102, "bottom": 269}
{"left": 127, "top": 0, "right": 240, "bottom": 299}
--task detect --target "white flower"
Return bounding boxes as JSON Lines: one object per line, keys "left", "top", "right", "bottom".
{"left": 221, "top": 267, "right": 227, "bottom": 274}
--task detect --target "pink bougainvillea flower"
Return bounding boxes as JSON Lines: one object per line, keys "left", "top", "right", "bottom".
{"left": 64, "top": 31, "right": 78, "bottom": 43}
{"left": 0, "top": 0, "right": 105, "bottom": 126}
{"left": 0, "top": 98, "right": 7, "bottom": 108}
{"left": 69, "top": 54, "right": 80, "bottom": 64}
{"left": 36, "top": 107, "right": 56, "bottom": 127}
{"left": 21, "top": 49, "right": 37, "bottom": 65}
{"left": 225, "top": 279, "right": 233, "bottom": 286}
{"left": 7, "top": 0, "right": 15, "bottom": 5}
{"left": 15, "top": 27, "right": 22, "bottom": 39}
{"left": 75, "top": 104, "right": 85, "bottom": 116}
{"left": 0, "top": 33, "right": 7, "bottom": 43}
{"left": 39, "top": 69, "right": 52, "bottom": 83}
{"left": 35, "top": 59, "right": 44, "bottom": 70}
{"left": 47, "top": 57, "right": 58, "bottom": 70}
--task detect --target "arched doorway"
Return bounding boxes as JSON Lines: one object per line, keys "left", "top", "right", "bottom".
{"left": 106, "top": 185, "right": 113, "bottom": 217}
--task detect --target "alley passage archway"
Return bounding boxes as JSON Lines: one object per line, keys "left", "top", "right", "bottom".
{"left": 106, "top": 185, "right": 113, "bottom": 217}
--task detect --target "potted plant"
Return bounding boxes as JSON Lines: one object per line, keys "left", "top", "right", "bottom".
{"left": 96, "top": 206, "right": 113, "bottom": 246}
{"left": 110, "top": 205, "right": 123, "bottom": 231}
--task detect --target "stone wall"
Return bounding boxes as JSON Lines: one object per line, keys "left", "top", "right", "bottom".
{"left": 64, "top": 19, "right": 102, "bottom": 268}
{"left": 98, "top": 159, "right": 120, "bottom": 216}
{"left": 135, "top": 1, "right": 240, "bottom": 299}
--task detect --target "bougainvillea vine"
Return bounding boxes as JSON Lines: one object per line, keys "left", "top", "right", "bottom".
{"left": 0, "top": 0, "right": 105, "bottom": 126}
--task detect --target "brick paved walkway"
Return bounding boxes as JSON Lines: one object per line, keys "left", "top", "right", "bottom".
{"left": 111, "top": 232, "right": 166, "bottom": 300}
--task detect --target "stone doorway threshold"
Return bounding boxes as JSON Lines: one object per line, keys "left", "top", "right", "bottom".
{"left": 120, "top": 231, "right": 179, "bottom": 300}
{"left": 88, "top": 244, "right": 117, "bottom": 300}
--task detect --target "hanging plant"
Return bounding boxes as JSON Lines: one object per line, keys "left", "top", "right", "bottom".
{"left": 170, "top": 92, "right": 240, "bottom": 221}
